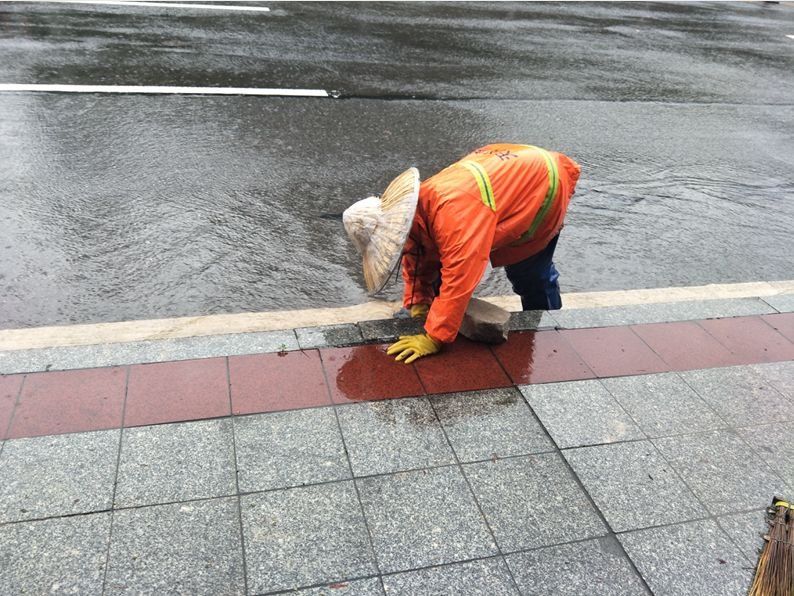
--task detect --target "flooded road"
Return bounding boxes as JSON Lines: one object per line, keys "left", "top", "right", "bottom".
{"left": 1, "top": 1, "right": 793, "bottom": 329}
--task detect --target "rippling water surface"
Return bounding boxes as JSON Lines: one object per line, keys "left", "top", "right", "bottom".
{"left": 2, "top": 94, "right": 792, "bottom": 329}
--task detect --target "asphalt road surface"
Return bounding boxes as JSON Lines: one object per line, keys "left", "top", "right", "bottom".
{"left": 1, "top": 1, "right": 793, "bottom": 329}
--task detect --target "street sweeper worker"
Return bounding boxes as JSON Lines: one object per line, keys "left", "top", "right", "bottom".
{"left": 343, "top": 143, "right": 581, "bottom": 364}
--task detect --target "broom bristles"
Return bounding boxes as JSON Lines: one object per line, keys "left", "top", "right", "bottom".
{"left": 748, "top": 498, "right": 793, "bottom": 596}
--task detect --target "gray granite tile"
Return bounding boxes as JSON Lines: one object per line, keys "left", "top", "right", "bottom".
{"left": 115, "top": 419, "right": 236, "bottom": 507}
{"left": 430, "top": 388, "right": 554, "bottom": 462}
{"left": 563, "top": 441, "right": 704, "bottom": 531}
{"left": 106, "top": 498, "right": 244, "bottom": 595}
{"left": 762, "top": 293, "right": 794, "bottom": 313}
{"left": 296, "top": 578, "right": 384, "bottom": 595}
{"left": 0, "top": 330, "right": 300, "bottom": 375}
{"left": 736, "top": 421, "right": 794, "bottom": 481}
{"left": 296, "top": 324, "right": 364, "bottom": 349}
{"left": 0, "top": 512, "right": 111, "bottom": 595}
{"left": 551, "top": 304, "right": 654, "bottom": 329}
{"left": 145, "top": 330, "right": 300, "bottom": 361}
{"left": 520, "top": 380, "right": 645, "bottom": 448}
{"left": 601, "top": 372, "right": 725, "bottom": 438}
{"left": 241, "top": 482, "right": 376, "bottom": 594}
{"left": 382, "top": 557, "right": 518, "bottom": 595}
{"left": 718, "top": 509, "right": 767, "bottom": 563}
{"left": 463, "top": 454, "right": 607, "bottom": 553}
{"left": 358, "top": 318, "right": 424, "bottom": 343}
{"left": 505, "top": 536, "right": 646, "bottom": 596}
{"left": 357, "top": 466, "right": 497, "bottom": 573}
{"left": 551, "top": 298, "right": 775, "bottom": 329}
{"left": 653, "top": 430, "right": 789, "bottom": 515}
{"left": 618, "top": 520, "right": 752, "bottom": 595}
{"left": 508, "top": 310, "right": 558, "bottom": 331}
{"left": 234, "top": 408, "right": 350, "bottom": 492}
{"left": 751, "top": 361, "right": 794, "bottom": 398}
{"left": 0, "top": 430, "right": 119, "bottom": 522}
{"left": 336, "top": 398, "right": 454, "bottom": 476}
{"left": 680, "top": 366, "right": 794, "bottom": 426}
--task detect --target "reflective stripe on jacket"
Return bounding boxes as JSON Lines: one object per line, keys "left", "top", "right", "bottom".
{"left": 401, "top": 143, "right": 581, "bottom": 343}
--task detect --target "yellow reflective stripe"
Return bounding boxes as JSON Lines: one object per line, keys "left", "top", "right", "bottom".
{"left": 460, "top": 160, "right": 496, "bottom": 211}
{"left": 511, "top": 147, "right": 559, "bottom": 246}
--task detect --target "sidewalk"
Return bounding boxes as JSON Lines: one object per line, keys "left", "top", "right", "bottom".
{"left": 0, "top": 293, "right": 792, "bottom": 595}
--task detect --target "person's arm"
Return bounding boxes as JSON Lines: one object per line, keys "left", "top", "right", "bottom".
{"left": 423, "top": 197, "right": 497, "bottom": 343}
{"left": 401, "top": 235, "right": 440, "bottom": 310}
{"left": 387, "top": 194, "right": 496, "bottom": 364}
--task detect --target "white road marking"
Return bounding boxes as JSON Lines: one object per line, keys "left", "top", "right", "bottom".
{"left": 787, "top": 35, "right": 794, "bottom": 40}
{"left": 0, "top": 84, "right": 328, "bottom": 97}
{"left": 1, "top": 280, "right": 792, "bottom": 352}
{"left": 0, "top": 0, "right": 270, "bottom": 11}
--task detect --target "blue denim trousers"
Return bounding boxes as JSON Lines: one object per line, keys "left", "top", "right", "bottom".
{"left": 504, "top": 234, "right": 562, "bottom": 311}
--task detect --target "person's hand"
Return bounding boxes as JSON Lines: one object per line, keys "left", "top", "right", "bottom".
{"left": 410, "top": 304, "right": 429, "bottom": 320}
{"left": 387, "top": 333, "right": 442, "bottom": 364}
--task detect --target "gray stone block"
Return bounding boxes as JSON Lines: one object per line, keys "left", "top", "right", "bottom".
{"left": 458, "top": 298, "right": 510, "bottom": 344}
{"left": 718, "top": 509, "right": 767, "bottom": 563}
{"left": 241, "top": 482, "right": 377, "bottom": 593}
{"left": 520, "top": 380, "right": 645, "bottom": 448}
{"left": 505, "top": 537, "right": 646, "bottom": 596}
{"left": 737, "top": 421, "right": 794, "bottom": 482}
{"left": 105, "top": 498, "right": 244, "bottom": 595}
{"left": 751, "top": 361, "right": 794, "bottom": 399}
{"left": 0, "top": 430, "right": 119, "bottom": 523}
{"left": 296, "top": 323, "right": 364, "bottom": 349}
{"left": 762, "top": 293, "right": 794, "bottom": 313}
{"left": 358, "top": 318, "right": 424, "bottom": 343}
{"left": 0, "top": 329, "right": 301, "bottom": 375}
{"left": 508, "top": 310, "right": 558, "bottom": 331}
{"left": 601, "top": 372, "right": 725, "bottom": 438}
{"left": 115, "top": 419, "right": 236, "bottom": 507}
{"left": 618, "top": 520, "right": 752, "bottom": 595}
{"left": 234, "top": 408, "right": 350, "bottom": 492}
{"left": 0, "top": 512, "right": 111, "bottom": 595}
{"left": 382, "top": 557, "right": 518, "bottom": 595}
{"left": 551, "top": 298, "right": 776, "bottom": 330}
{"left": 680, "top": 366, "right": 794, "bottom": 426}
{"left": 463, "top": 454, "right": 607, "bottom": 553}
{"left": 336, "top": 398, "right": 454, "bottom": 476}
{"left": 357, "top": 466, "right": 497, "bottom": 573}
{"left": 430, "top": 388, "right": 554, "bottom": 462}
{"left": 653, "top": 430, "right": 789, "bottom": 515}
{"left": 296, "top": 578, "right": 384, "bottom": 595}
{"left": 563, "top": 440, "right": 704, "bottom": 532}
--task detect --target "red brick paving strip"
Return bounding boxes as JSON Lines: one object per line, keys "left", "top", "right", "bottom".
{"left": 7, "top": 367, "right": 126, "bottom": 439}
{"left": 413, "top": 336, "right": 513, "bottom": 394}
{"left": 699, "top": 316, "right": 794, "bottom": 363}
{"left": 761, "top": 312, "right": 794, "bottom": 342}
{"left": 490, "top": 330, "right": 596, "bottom": 385}
{"left": 229, "top": 350, "right": 331, "bottom": 414}
{"left": 559, "top": 326, "right": 669, "bottom": 377}
{"left": 630, "top": 321, "right": 743, "bottom": 371}
{"left": 1, "top": 314, "right": 792, "bottom": 441}
{"left": 319, "top": 344, "right": 425, "bottom": 403}
{"left": 125, "top": 358, "right": 230, "bottom": 427}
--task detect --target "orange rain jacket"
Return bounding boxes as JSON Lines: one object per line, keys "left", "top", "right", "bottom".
{"left": 402, "top": 143, "right": 581, "bottom": 344}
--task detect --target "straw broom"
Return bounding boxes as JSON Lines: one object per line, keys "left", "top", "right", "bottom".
{"left": 748, "top": 497, "right": 793, "bottom": 596}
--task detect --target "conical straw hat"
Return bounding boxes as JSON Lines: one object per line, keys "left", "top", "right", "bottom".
{"left": 343, "top": 167, "right": 420, "bottom": 295}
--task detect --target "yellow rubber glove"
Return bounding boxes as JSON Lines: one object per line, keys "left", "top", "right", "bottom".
{"left": 410, "top": 304, "right": 429, "bottom": 320}
{"left": 387, "top": 333, "right": 442, "bottom": 364}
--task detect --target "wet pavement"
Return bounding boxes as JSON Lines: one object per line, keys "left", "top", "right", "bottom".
{"left": 1, "top": 296, "right": 793, "bottom": 594}
{"left": 1, "top": 1, "right": 794, "bottom": 328}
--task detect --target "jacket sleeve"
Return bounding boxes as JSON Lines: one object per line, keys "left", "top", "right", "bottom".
{"left": 401, "top": 235, "right": 441, "bottom": 308}
{"left": 424, "top": 196, "right": 497, "bottom": 343}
